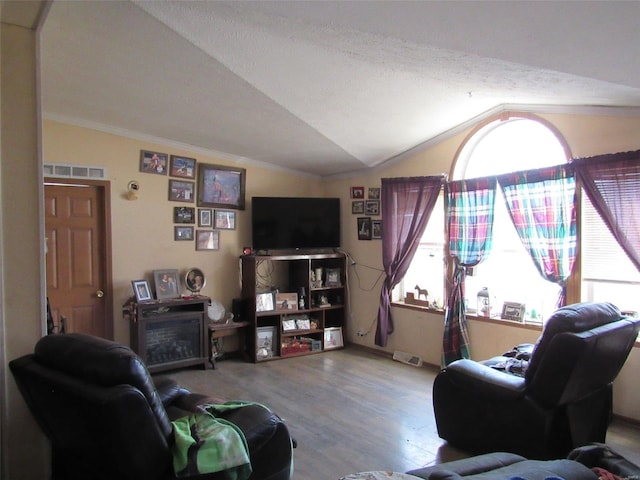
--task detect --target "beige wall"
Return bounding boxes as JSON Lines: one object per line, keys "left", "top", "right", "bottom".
{"left": 43, "top": 120, "right": 326, "bottom": 343}
{"left": 2, "top": 14, "right": 640, "bottom": 478}
{"left": 1, "top": 15, "right": 49, "bottom": 480}
{"left": 325, "top": 112, "right": 640, "bottom": 421}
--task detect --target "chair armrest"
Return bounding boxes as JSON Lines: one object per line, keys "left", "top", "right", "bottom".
{"left": 445, "top": 359, "right": 526, "bottom": 400}
{"left": 153, "top": 375, "right": 189, "bottom": 407}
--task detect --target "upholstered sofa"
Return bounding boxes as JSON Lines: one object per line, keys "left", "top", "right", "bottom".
{"left": 433, "top": 302, "right": 640, "bottom": 459}
{"left": 407, "top": 444, "right": 640, "bottom": 480}
{"left": 10, "top": 333, "right": 294, "bottom": 480}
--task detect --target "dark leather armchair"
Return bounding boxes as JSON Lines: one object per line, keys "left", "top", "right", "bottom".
{"left": 9, "top": 333, "right": 294, "bottom": 480}
{"left": 433, "top": 302, "right": 640, "bottom": 459}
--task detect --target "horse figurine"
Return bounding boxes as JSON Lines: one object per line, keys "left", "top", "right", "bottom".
{"left": 414, "top": 285, "right": 428, "bottom": 300}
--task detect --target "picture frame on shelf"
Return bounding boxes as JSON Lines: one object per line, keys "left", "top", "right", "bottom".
{"left": 372, "top": 220, "right": 382, "bottom": 239}
{"left": 256, "top": 292, "right": 275, "bottom": 312}
{"left": 352, "top": 200, "right": 364, "bottom": 214}
{"left": 185, "top": 268, "right": 206, "bottom": 294}
{"left": 296, "top": 318, "right": 311, "bottom": 330}
{"left": 275, "top": 293, "right": 298, "bottom": 311}
{"left": 357, "top": 217, "right": 372, "bottom": 240}
{"left": 324, "top": 327, "right": 344, "bottom": 350}
{"left": 196, "top": 230, "right": 219, "bottom": 251}
{"left": 174, "top": 206, "right": 195, "bottom": 224}
{"left": 139, "top": 150, "right": 168, "bottom": 175}
{"left": 168, "top": 179, "right": 195, "bottom": 203}
{"left": 197, "top": 163, "right": 246, "bottom": 210}
{"left": 282, "top": 319, "right": 297, "bottom": 332}
{"left": 256, "top": 326, "right": 276, "bottom": 359}
{"left": 365, "top": 200, "right": 380, "bottom": 215}
{"left": 501, "top": 302, "right": 526, "bottom": 321}
{"left": 174, "top": 226, "right": 194, "bottom": 241}
{"left": 169, "top": 155, "right": 196, "bottom": 179}
{"left": 198, "top": 209, "right": 212, "bottom": 227}
{"left": 153, "top": 269, "right": 180, "bottom": 300}
{"left": 132, "top": 279, "right": 153, "bottom": 302}
{"left": 214, "top": 209, "right": 236, "bottom": 230}
{"left": 325, "top": 268, "right": 341, "bottom": 286}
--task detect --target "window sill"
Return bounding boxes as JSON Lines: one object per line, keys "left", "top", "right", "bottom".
{"left": 392, "top": 301, "right": 445, "bottom": 315}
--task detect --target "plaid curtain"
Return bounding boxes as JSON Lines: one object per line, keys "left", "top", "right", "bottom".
{"left": 498, "top": 164, "right": 577, "bottom": 307}
{"left": 442, "top": 177, "right": 497, "bottom": 366}
{"left": 377, "top": 176, "right": 443, "bottom": 347}
{"left": 573, "top": 149, "right": 640, "bottom": 272}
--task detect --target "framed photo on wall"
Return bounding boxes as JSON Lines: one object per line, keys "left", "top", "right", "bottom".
{"left": 198, "top": 209, "right": 212, "bottom": 227}
{"left": 365, "top": 200, "right": 380, "bottom": 215}
{"left": 169, "top": 155, "right": 196, "bottom": 179}
{"left": 139, "top": 150, "right": 168, "bottom": 175}
{"left": 168, "top": 179, "right": 195, "bottom": 203}
{"left": 174, "top": 206, "right": 195, "bottom": 224}
{"left": 372, "top": 220, "right": 382, "bottom": 240}
{"left": 174, "top": 226, "right": 194, "bottom": 241}
{"left": 357, "top": 217, "right": 372, "bottom": 240}
{"left": 196, "top": 230, "right": 219, "bottom": 251}
{"left": 214, "top": 209, "right": 236, "bottom": 230}
{"left": 197, "top": 163, "right": 246, "bottom": 210}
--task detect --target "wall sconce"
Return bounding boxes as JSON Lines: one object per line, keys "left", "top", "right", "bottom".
{"left": 127, "top": 180, "right": 140, "bottom": 200}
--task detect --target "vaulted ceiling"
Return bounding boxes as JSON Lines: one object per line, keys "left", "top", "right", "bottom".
{"left": 39, "top": 1, "right": 640, "bottom": 177}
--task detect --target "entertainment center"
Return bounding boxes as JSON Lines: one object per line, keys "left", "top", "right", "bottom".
{"left": 241, "top": 252, "right": 347, "bottom": 362}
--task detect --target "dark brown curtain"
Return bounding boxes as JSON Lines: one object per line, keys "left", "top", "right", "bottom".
{"left": 376, "top": 176, "right": 443, "bottom": 347}
{"left": 572, "top": 149, "right": 640, "bottom": 272}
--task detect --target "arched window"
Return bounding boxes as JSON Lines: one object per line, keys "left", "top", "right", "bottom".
{"left": 453, "top": 114, "right": 570, "bottom": 322}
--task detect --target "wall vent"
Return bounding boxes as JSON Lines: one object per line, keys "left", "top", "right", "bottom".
{"left": 392, "top": 350, "right": 423, "bottom": 367}
{"left": 44, "top": 163, "right": 107, "bottom": 180}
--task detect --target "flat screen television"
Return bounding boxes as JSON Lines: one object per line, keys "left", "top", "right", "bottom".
{"left": 251, "top": 197, "right": 341, "bottom": 251}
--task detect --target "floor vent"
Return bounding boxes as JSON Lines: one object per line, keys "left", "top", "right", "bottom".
{"left": 392, "top": 350, "right": 423, "bottom": 367}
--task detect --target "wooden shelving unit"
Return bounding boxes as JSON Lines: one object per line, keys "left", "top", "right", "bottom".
{"left": 241, "top": 253, "right": 347, "bottom": 362}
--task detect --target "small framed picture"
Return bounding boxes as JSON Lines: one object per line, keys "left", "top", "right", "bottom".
{"left": 198, "top": 209, "right": 212, "bottom": 227}
{"left": 282, "top": 319, "right": 297, "bottom": 332}
{"left": 352, "top": 200, "right": 364, "bottom": 214}
{"left": 256, "top": 326, "right": 276, "bottom": 359}
{"left": 168, "top": 179, "right": 195, "bottom": 203}
{"left": 196, "top": 230, "right": 219, "bottom": 251}
{"left": 501, "top": 302, "right": 526, "bottom": 321}
{"left": 256, "top": 292, "right": 275, "bottom": 312}
{"left": 174, "top": 206, "right": 195, "bottom": 224}
{"left": 296, "top": 319, "right": 311, "bottom": 330}
{"left": 325, "top": 268, "right": 341, "bottom": 286}
{"left": 372, "top": 220, "right": 382, "bottom": 240}
{"left": 275, "top": 293, "right": 298, "bottom": 311}
{"left": 324, "top": 327, "right": 344, "bottom": 350}
{"left": 139, "top": 150, "right": 168, "bottom": 175}
{"left": 153, "top": 269, "right": 180, "bottom": 300}
{"left": 357, "top": 217, "right": 372, "bottom": 240}
{"left": 365, "top": 200, "right": 380, "bottom": 215}
{"left": 214, "top": 209, "right": 236, "bottom": 230}
{"left": 169, "top": 155, "right": 196, "bottom": 179}
{"left": 174, "top": 226, "right": 194, "bottom": 241}
{"left": 368, "top": 187, "right": 380, "bottom": 199}
{"left": 351, "top": 186, "right": 365, "bottom": 199}
{"left": 131, "top": 279, "right": 152, "bottom": 302}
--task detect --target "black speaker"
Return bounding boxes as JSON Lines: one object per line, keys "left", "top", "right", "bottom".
{"left": 232, "top": 298, "right": 246, "bottom": 322}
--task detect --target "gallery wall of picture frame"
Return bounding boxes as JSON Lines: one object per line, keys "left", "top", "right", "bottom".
{"left": 351, "top": 185, "right": 382, "bottom": 240}
{"left": 138, "top": 150, "right": 245, "bottom": 249}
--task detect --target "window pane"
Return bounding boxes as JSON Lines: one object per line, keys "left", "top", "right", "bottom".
{"left": 581, "top": 194, "right": 640, "bottom": 315}
{"left": 393, "top": 195, "right": 445, "bottom": 307}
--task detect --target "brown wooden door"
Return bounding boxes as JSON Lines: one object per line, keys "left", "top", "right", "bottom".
{"left": 45, "top": 181, "right": 112, "bottom": 338}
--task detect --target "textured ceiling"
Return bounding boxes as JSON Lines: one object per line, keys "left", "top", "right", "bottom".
{"left": 40, "top": 1, "right": 640, "bottom": 177}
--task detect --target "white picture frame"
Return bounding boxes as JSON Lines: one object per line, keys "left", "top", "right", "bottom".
{"left": 324, "top": 327, "right": 343, "bottom": 350}
{"left": 256, "top": 292, "right": 275, "bottom": 312}
{"left": 132, "top": 279, "right": 152, "bottom": 302}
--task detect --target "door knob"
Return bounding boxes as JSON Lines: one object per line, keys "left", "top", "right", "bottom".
{"left": 96, "top": 290, "right": 104, "bottom": 298}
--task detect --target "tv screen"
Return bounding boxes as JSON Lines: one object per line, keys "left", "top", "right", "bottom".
{"left": 252, "top": 197, "right": 341, "bottom": 251}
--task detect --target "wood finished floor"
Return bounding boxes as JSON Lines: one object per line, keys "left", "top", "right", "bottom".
{"left": 170, "top": 346, "right": 640, "bottom": 480}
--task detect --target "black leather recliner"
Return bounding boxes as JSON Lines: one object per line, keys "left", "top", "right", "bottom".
{"left": 433, "top": 302, "right": 640, "bottom": 459}
{"left": 9, "top": 333, "right": 294, "bottom": 480}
